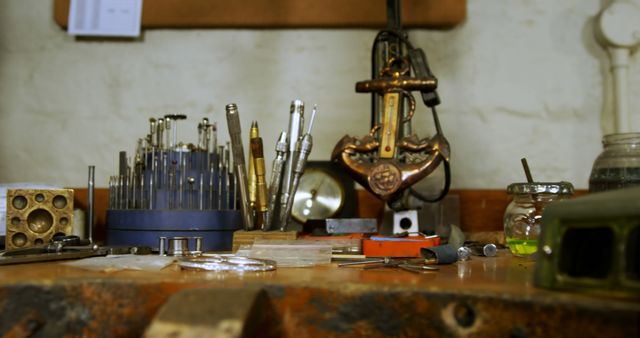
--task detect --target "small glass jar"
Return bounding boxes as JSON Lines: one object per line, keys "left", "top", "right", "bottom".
{"left": 589, "top": 133, "right": 640, "bottom": 192}
{"left": 503, "top": 182, "right": 574, "bottom": 257}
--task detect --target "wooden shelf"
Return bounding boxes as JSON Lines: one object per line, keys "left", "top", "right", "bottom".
{"left": 54, "top": 0, "right": 466, "bottom": 29}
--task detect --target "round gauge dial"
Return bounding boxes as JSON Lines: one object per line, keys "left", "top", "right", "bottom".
{"left": 292, "top": 168, "right": 345, "bottom": 223}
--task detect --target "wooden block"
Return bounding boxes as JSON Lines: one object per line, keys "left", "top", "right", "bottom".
{"left": 232, "top": 230, "right": 297, "bottom": 252}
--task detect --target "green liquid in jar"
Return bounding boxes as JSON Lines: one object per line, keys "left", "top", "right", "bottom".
{"left": 506, "top": 238, "right": 538, "bottom": 256}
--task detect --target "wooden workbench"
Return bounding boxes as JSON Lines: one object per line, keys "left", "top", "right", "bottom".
{"left": 0, "top": 251, "right": 637, "bottom": 337}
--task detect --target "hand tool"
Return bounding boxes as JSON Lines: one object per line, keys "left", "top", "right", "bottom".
{"left": 280, "top": 105, "right": 317, "bottom": 231}
{"left": 248, "top": 121, "right": 259, "bottom": 210}
{"left": 338, "top": 257, "right": 439, "bottom": 272}
{"left": 1, "top": 235, "right": 95, "bottom": 257}
{"left": 279, "top": 100, "right": 305, "bottom": 223}
{"left": 266, "top": 131, "right": 288, "bottom": 230}
{"left": 251, "top": 137, "right": 269, "bottom": 230}
{"left": 225, "top": 103, "right": 254, "bottom": 230}
{"left": 338, "top": 257, "right": 392, "bottom": 267}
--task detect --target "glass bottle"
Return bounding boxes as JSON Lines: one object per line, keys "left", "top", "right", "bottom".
{"left": 504, "top": 182, "right": 574, "bottom": 257}
{"left": 589, "top": 133, "right": 640, "bottom": 192}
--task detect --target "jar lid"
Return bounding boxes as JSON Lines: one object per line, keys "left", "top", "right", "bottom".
{"left": 507, "top": 181, "right": 574, "bottom": 195}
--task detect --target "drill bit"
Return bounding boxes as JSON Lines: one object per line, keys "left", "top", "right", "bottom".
{"left": 224, "top": 144, "right": 231, "bottom": 209}
{"left": 87, "top": 165, "right": 95, "bottom": 243}
{"left": 280, "top": 105, "right": 317, "bottom": 231}
{"left": 217, "top": 145, "right": 225, "bottom": 210}
{"left": 225, "top": 103, "right": 254, "bottom": 230}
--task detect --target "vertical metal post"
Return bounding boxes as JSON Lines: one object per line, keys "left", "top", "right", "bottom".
{"left": 87, "top": 165, "right": 95, "bottom": 243}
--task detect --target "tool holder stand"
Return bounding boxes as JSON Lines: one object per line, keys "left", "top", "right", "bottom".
{"left": 107, "top": 149, "right": 241, "bottom": 252}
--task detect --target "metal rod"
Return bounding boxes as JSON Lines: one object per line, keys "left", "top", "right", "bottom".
{"left": 217, "top": 145, "right": 224, "bottom": 210}
{"left": 87, "top": 166, "right": 95, "bottom": 243}
{"left": 108, "top": 176, "right": 114, "bottom": 209}
{"left": 188, "top": 177, "right": 195, "bottom": 209}
{"left": 521, "top": 158, "right": 534, "bottom": 183}
{"left": 149, "top": 170, "right": 154, "bottom": 209}
{"left": 209, "top": 164, "right": 215, "bottom": 210}
{"left": 225, "top": 103, "right": 254, "bottom": 230}
{"left": 169, "top": 160, "right": 176, "bottom": 209}
{"left": 199, "top": 173, "right": 204, "bottom": 210}
{"left": 225, "top": 145, "right": 231, "bottom": 209}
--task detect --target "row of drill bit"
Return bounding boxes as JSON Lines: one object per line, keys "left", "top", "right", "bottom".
{"left": 108, "top": 114, "right": 239, "bottom": 212}
{"left": 226, "top": 100, "right": 316, "bottom": 232}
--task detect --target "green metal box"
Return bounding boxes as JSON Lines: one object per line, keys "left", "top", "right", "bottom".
{"left": 534, "top": 187, "right": 640, "bottom": 297}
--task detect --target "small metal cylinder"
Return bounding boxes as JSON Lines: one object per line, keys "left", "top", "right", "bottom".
{"left": 167, "top": 237, "right": 189, "bottom": 256}
{"left": 158, "top": 236, "right": 167, "bottom": 256}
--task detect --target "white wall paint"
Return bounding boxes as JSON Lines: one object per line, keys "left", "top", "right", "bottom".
{"left": 0, "top": 0, "right": 638, "bottom": 189}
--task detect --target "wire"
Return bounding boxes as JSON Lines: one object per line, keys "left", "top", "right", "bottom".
{"left": 408, "top": 158, "right": 451, "bottom": 203}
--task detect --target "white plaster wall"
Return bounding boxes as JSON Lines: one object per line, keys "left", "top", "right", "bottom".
{"left": 0, "top": 0, "right": 638, "bottom": 189}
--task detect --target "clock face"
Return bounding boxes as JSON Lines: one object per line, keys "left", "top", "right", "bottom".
{"left": 292, "top": 168, "right": 345, "bottom": 223}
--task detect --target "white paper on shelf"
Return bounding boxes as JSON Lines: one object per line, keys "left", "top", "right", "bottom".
{"left": 68, "top": 0, "right": 143, "bottom": 37}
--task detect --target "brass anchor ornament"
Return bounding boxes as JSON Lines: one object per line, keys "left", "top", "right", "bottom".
{"left": 332, "top": 28, "right": 450, "bottom": 208}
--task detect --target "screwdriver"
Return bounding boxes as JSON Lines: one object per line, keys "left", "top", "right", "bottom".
{"left": 266, "top": 131, "right": 288, "bottom": 230}
{"left": 280, "top": 105, "right": 317, "bottom": 231}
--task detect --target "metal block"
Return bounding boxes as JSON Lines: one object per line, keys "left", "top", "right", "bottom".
{"left": 535, "top": 187, "right": 640, "bottom": 297}
{"left": 326, "top": 218, "right": 377, "bottom": 234}
{"left": 5, "top": 189, "right": 74, "bottom": 250}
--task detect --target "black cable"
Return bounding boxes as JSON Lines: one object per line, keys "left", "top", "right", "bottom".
{"left": 408, "top": 158, "right": 451, "bottom": 203}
